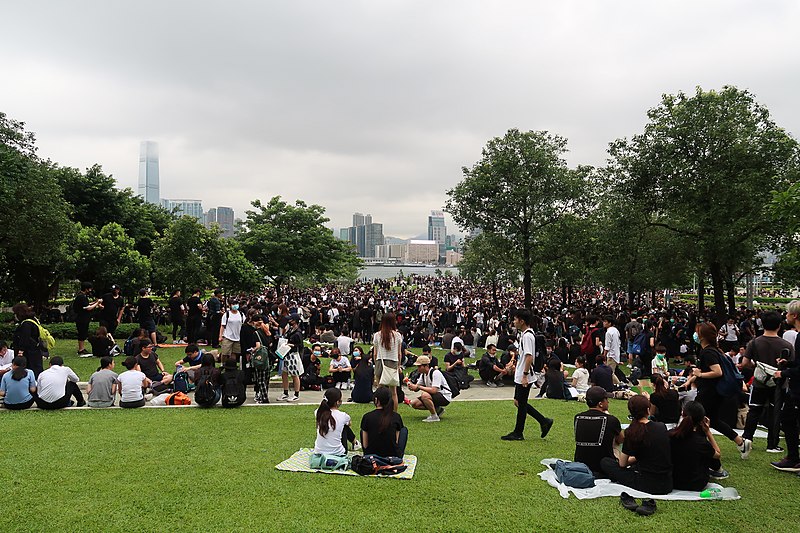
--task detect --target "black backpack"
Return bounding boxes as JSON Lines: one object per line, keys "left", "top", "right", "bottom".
{"left": 430, "top": 368, "right": 460, "bottom": 398}
{"left": 195, "top": 372, "right": 217, "bottom": 406}
{"left": 221, "top": 369, "right": 246, "bottom": 407}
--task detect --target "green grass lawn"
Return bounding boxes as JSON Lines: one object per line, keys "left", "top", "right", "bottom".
{"left": 1, "top": 396, "right": 795, "bottom": 532}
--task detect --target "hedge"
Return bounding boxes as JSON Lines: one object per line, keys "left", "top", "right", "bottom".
{"left": 0, "top": 322, "right": 153, "bottom": 341}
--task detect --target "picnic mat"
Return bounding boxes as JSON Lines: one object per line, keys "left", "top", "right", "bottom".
{"left": 275, "top": 448, "right": 417, "bottom": 479}
{"left": 538, "top": 459, "right": 740, "bottom": 501}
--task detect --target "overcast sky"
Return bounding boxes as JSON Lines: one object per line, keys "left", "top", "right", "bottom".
{"left": 2, "top": 1, "right": 799, "bottom": 238}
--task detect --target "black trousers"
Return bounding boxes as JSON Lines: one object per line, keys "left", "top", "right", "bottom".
{"left": 513, "top": 383, "right": 547, "bottom": 434}
{"left": 186, "top": 316, "right": 201, "bottom": 344}
{"left": 743, "top": 385, "right": 780, "bottom": 449}
{"left": 697, "top": 389, "right": 738, "bottom": 442}
{"left": 600, "top": 457, "right": 673, "bottom": 495}
{"left": 3, "top": 398, "right": 36, "bottom": 410}
{"left": 208, "top": 314, "right": 222, "bottom": 347}
{"left": 780, "top": 395, "right": 800, "bottom": 462}
{"left": 35, "top": 382, "right": 84, "bottom": 409}
{"left": 171, "top": 315, "right": 186, "bottom": 340}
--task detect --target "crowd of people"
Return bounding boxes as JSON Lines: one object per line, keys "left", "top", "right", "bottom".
{"left": 2, "top": 274, "right": 800, "bottom": 490}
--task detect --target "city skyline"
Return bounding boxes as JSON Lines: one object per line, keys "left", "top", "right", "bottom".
{"left": 3, "top": 2, "right": 800, "bottom": 238}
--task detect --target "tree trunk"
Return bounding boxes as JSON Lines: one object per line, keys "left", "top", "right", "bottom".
{"left": 627, "top": 284, "right": 635, "bottom": 308}
{"left": 698, "top": 272, "right": 705, "bottom": 312}
{"left": 492, "top": 279, "right": 499, "bottom": 312}
{"left": 562, "top": 283, "right": 567, "bottom": 308}
{"left": 726, "top": 278, "right": 736, "bottom": 316}
{"left": 709, "top": 262, "right": 726, "bottom": 316}
{"left": 523, "top": 266, "right": 532, "bottom": 310}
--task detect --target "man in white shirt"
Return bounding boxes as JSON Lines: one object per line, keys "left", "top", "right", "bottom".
{"left": 602, "top": 315, "right": 625, "bottom": 384}
{"left": 408, "top": 355, "right": 451, "bottom": 422}
{"left": 219, "top": 304, "right": 244, "bottom": 365}
{"left": 501, "top": 309, "right": 554, "bottom": 441}
{"left": 36, "top": 356, "right": 85, "bottom": 409}
{"left": 0, "top": 341, "right": 14, "bottom": 378}
{"left": 337, "top": 330, "right": 354, "bottom": 356}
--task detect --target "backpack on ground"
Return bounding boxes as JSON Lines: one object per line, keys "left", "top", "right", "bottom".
{"left": 630, "top": 330, "right": 647, "bottom": 356}
{"left": 310, "top": 453, "right": 350, "bottom": 471}
{"left": 123, "top": 337, "right": 135, "bottom": 356}
{"left": 553, "top": 460, "right": 595, "bottom": 488}
{"left": 350, "top": 454, "right": 406, "bottom": 476}
{"left": 165, "top": 391, "right": 191, "bottom": 405}
{"left": 580, "top": 327, "right": 597, "bottom": 356}
{"left": 221, "top": 369, "right": 246, "bottom": 407}
{"left": 716, "top": 350, "right": 744, "bottom": 397}
{"left": 23, "top": 318, "right": 56, "bottom": 352}
{"left": 195, "top": 372, "right": 218, "bottom": 406}
{"left": 173, "top": 370, "right": 190, "bottom": 393}
{"left": 430, "top": 368, "right": 460, "bottom": 398}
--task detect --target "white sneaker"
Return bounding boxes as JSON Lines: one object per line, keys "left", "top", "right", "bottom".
{"left": 288, "top": 395, "right": 299, "bottom": 402}
{"left": 353, "top": 439, "right": 363, "bottom": 451}
{"left": 278, "top": 393, "right": 289, "bottom": 401}
{"left": 422, "top": 415, "right": 440, "bottom": 423}
{"left": 739, "top": 438, "right": 752, "bottom": 459}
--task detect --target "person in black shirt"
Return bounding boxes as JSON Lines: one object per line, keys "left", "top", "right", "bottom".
{"left": 360, "top": 386, "right": 407, "bottom": 457}
{"left": 590, "top": 355, "right": 614, "bottom": 392}
{"left": 600, "top": 395, "right": 673, "bottom": 495}
{"left": 479, "top": 344, "right": 509, "bottom": 387}
{"left": 185, "top": 289, "right": 204, "bottom": 345}
{"left": 669, "top": 400, "right": 727, "bottom": 490}
{"left": 574, "top": 386, "right": 623, "bottom": 476}
{"left": 646, "top": 375, "right": 681, "bottom": 424}
{"left": 99, "top": 285, "right": 124, "bottom": 336}
{"left": 207, "top": 290, "right": 223, "bottom": 348}
{"left": 12, "top": 303, "right": 44, "bottom": 377}
{"left": 168, "top": 290, "right": 185, "bottom": 343}
{"left": 74, "top": 282, "right": 102, "bottom": 355}
{"left": 137, "top": 288, "right": 157, "bottom": 346}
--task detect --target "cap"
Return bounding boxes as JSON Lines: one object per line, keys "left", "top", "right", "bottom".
{"left": 586, "top": 386, "right": 608, "bottom": 407}
{"left": 111, "top": 284, "right": 120, "bottom": 291}
{"left": 414, "top": 355, "right": 432, "bottom": 366}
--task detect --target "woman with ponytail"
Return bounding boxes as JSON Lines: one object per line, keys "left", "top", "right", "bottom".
{"left": 360, "top": 386, "right": 408, "bottom": 457}
{"left": 0, "top": 356, "right": 37, "bottom": 410}
{"left": 314, "top": 387, "right": 357, "bottom": 455}
{"left": 669, "top": 401, "right": 728, "bottom": 490}
{"left": 87, "top": 356, "right": 119, "bottom": 408}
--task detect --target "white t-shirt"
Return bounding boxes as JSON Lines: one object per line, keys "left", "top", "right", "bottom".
{"left": 373, "top": 331, "right": 402, "bottom": 362}
{"left": 721, "top": 324, "right": 739, "bottom": 341}
{"left": 604, "top": 326, "right": 621, "bottom": 363}
{"left": 572, "top": 367, "right": 590, "bottom": 392}
{"left": 783, "top": 330, "right": 798, "bottom": 347}
{"left": 0, "top": 349, "right": 14, "bottom": 368}
{"left": 651, "top": 355, "right": 669, "bottom": 377}
{"left": 118, "top": 370, "right": 147, "bottom": 402}
{"left": 314, "top": 409, "right": 351, "bottom": 455}
{"left": 451, "top": 335, "right": 465, "bottom": 349}
{"left": 330, "top": 356, "right": 351, "bottom": 371}
{"left": 416, "top": 368, "right": 453, "bottom": 402}
{"left": 337, "top": 335, "right": 353, "bottom": 356}
{"left": 221, "top": 311, "right": 244, "bottom": 342}
{"left": 37, "top": 365, "right": 79, "bottom": 403}
{"left": 514, "top": 329, "right": 536, "bottom": 384}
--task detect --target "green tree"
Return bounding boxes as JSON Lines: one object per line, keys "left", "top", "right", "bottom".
{"left": 151, "top": 216, "right": 217, "bottom": 294}
{"left": 238, "top": 197, "right": 361, "bottom": 295}
{"left": 606, "top": 86, "right": 800, "bottom": 315}
{"left": 207, "top": 230, "right": 262, "bottom": 294}
{"left": 771, "top": 182, "right": 800, "bottom": 286}
{"left": 71, "top": 223, "right": 151, "bottom": 298}
{"left": 458, "top": 232, "right": 519, "bottom": 310}
{"left": 447, "top": 129, "right": 588, "bottom": 309}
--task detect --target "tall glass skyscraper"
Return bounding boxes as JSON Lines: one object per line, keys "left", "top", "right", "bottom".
{"left": 428, "top": 210, "right": 446, "bottom": 259}
{"left": 138, "top": 141, "right": 160, "bottom": 204}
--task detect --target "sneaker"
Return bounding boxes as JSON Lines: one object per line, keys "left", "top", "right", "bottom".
{"left": 79, "top": 352, "right": 94, "bottom": 358}
{"left": 620, "top": 492, "right": 639, "bottom": 512}
{"left": 486, "top": 380, "right": 497, "bottom": 388}
{"left": 738, "top": 438, "right": 752, "bottom": 459}
{"left": 422, "top": 415, "right": 440, "bottom": 422}
{"left": 540, "top": 418, "right": 554, "bottom": 439}
{"left": 77, "top": 349, "right": 89, "bottom": 355}
{"left": 635, "top": 498, "right": 657, "bottom": 516}
{"left": 278, "top": 393, "right": 289, "bottom": 401}
{"left": 708, "top": 468, "right": 729, "bottom": 480}
{"left": 500, "top": 432, "right": 524, "bottom": 441}
{"left": 353, "top": 439, "right": 363, "bottom": 452}
{"left": 496, "top": 380, "right": 505, "bottom": 387}
{"left": 770, "top": 458, "right": 800, "bottom": 472}
{"left": 436, "top": 406, "right": 445, "bottom": 417}
{"left": 288, "top": 395, "right": 299, "bottom": 402}
{"left": 767, "top": 446, "right": 785, "bottom": 454}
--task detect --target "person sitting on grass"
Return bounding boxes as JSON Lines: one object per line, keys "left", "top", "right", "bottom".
{"left": 669, "top": 400, "right": 728, "bottom": 490}
{"left": 329, "top": 350, "right": 352, "bottom": 390}
{"left": 444, "top": 342, "right": 473, "bottom": 390}
{"left": 135, "top": 342, "right": 173, "bottom": 394}
{"left": 590, "top": 354, "right": 614, "bottom": 393}
{"left": 544, "top": 350, "right": 567, "bottom": 399}
{"left": 118, "top": 356, "right": 149, "bottom": 408}
{"left": 407, "top": 355, "right": 452, "bottom": 423}
{"left": 87, "top": 356, "right": 119, "bottom": 408}
{"left": 600, "top": 395, "right": 673, "bottom": 495}
{"left": 651, "top": 345, "right": 670, "bottom": 380}
{"left": 361, "top": 386, "right": 407, "bottom": 457}
{"left": 644, "top": 375, "right": 681, "bottom": 424}
{"left": 314, "top": 386, "right": 358, "bottom": 455}
{"left": 88, "top": 326, "right": 117, "bottom": 358}
{"left": 36, "top": 356, "right": 85, "bottom": 409}
{"left": 350, "top": 348, "right": 374, "bottom": 403}
{"left": 574, "top": 386, "right": 623, "bottom": 477}
{"left": 571, "top": 356, "right": 590, "bottom": 393}
{"left": 0, "top": 356, "right": 37, "bottom": 410}
{"left": 175, "top": 344, "right": 205, "bottom": 382}
{"left": 500, "top": 346, "right": 517, "bottom": 382}
{"left": 479, "top": 344, "right": 508, "bottom": 387}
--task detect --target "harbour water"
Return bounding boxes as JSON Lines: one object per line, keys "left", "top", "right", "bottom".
{"left": 358, "top": 265, "right": 459, "bottom": 279}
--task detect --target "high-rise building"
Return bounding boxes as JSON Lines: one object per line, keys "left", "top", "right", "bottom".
{"left": 428, "top": 210, "right": 446, "bottom": 259}
{"left": 162, "top": 199, "right": 204, "bottom": 221}
{"left": 339, "top": 228, "right": 352, "bottom": 241}
{"left": 406, "top": 240, "right": 439, "bottom": 263}
{"left": 138, "top": 141, "right": 160, "bottom": 204}
{"left": 205, "top": 208, "right": 217, "bottom": 227}
{"left": 353, "top": 213, "right": 366, "bottom": 227}
{"left": 348, "top": 213, "right": 384, "bottom": 258}
{"left": 203, "top": 206, "right": 236, "bottom": 238}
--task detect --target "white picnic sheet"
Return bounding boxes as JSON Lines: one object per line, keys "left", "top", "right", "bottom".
{"left": 539, "top": 459, "right": 740, "bottom": 501}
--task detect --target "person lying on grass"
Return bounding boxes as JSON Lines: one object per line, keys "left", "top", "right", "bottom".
{"left": 314, "top": 387, "right": 358, "bottom": 455}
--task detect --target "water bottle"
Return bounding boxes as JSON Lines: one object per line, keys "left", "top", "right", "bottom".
{"left": 700, "top": 488, "right": 723, "bottom": 500}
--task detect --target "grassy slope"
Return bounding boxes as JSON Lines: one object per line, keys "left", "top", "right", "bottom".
{"left": 1, "top": 397, "right": 795, "bottom": 532}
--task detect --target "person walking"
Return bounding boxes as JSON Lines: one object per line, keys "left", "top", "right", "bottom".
{"left": 501, "top": 309, "right": 554, "bottom": 441}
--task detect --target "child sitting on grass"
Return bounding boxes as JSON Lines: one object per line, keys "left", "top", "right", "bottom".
{"left": 314, "top": 387, "right": 358, "bottom": 456}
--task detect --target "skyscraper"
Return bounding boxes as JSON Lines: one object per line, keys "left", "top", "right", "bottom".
{"left": 138, "top": 141, "right": 160, "bottom": 204}
{"left": 347, "top": 212, "right": 384, "bottom": 258}
{"left": 204, "top": 206, "right": 236, "bottom": 238}
{"left": 353, "top": 213, "right": 366, "bottom": 227}
{"left": 161, "top": 199, "right": 204, "bottom": 221}
{"left": 428, "top": 210, "right": 446, "bottom": 259}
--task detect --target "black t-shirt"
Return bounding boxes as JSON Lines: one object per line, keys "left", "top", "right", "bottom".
{"left": 187, "top": 296, "right": 203, "bottom": 319}
{"left": 670, "top": 430, "right": 714, "bottom": 491}
{"left": 89, "top": 336, "right": 115, "bottom": 357}
{"left": 590, "top": 364, "right": 614, "bottom": 392}
{"left": 696, "top": 347, "right": 722, "bottom": 394}
{"left": 137, "top": 298, "right": 154, "bottom": 320}
{"left": 591, "top": 327, "right": 604, "bottom": 356}
{"left": 168, "top": 296, "right": 183, "bottom": 318}
{"left": 574, "top": 409, "right": 622, "bottom": 475}
{"left": 360, "top": 409, "right": 405, "bottom": 457}
{"left": 135, "top": 353, "right": 161, "bottom": 380}
{"left": 480, "top": 353, "right": 499, "bottom": 372}
{"left": 546, "top": 354, "right": 565, "bottom": 398}
{"left": 622, "top": 421, "right": 672, "bottom": 477}
{"left": 74, "top": 293, "right": 91, "bottom": 321}
{"left": 444, "top": 351, "right": 464, "bottom": 369}
{"left": 650, "top": 390, "right": 681, "bottom": 424}
{"left": 101, "top": 293, "right": 123, "bottom": 322}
